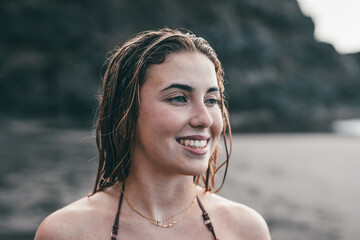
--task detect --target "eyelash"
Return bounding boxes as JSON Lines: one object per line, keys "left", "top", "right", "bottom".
{"left": 206, "top": 98, "right": 221, "bottom": 105}
{"left": 168, "top": 96, "right": 187, "bottom": 103}
{"left": 167, "top": 96, "right": 221, "bottom": 106}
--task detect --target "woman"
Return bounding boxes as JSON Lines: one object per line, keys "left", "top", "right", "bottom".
{"left": 35, "top": 28, "right": 271, "bottom": 239}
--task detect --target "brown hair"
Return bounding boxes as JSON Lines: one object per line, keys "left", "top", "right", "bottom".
{"left": 93, "top": 28, "right": 232, "bottom": 194}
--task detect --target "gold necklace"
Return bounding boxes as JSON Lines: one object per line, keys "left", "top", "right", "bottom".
{"left": 122, "top": 189, "right": 196, "bottom": 228}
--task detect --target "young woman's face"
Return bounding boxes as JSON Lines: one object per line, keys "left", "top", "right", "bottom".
{"left": 132, "top": 51, "right": 223, "bottom": 176}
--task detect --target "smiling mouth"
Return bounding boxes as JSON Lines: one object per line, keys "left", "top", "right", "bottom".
{"left": 176, "top": 138, "right": 208, "bottom": 149}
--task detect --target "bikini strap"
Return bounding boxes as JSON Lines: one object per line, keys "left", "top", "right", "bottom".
{"left": 110, "top": 188, "right": 217, "bottom": 239}
{"left": 196, "top": 196, "right": 218, "bottom": 240}
{"left": 110, "top": 183, "right": 125, "bottom": 240}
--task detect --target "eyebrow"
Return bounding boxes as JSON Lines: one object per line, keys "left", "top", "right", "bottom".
{"left": 161, "top": 83, "right": 219, "bottom": 93}
{"left": 207, "top": 87, "right": 220, "bottom": 93}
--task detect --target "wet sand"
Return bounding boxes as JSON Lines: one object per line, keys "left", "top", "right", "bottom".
{"left": 221, "top": 134, "right": 360, "bottom": 240}
{"left": 0, "top": 120, "right": 359, "bottom": 239}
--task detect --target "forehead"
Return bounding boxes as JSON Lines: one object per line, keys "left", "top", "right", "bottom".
{"left": 144, "top": 51, "right": 218, "bottom": 89}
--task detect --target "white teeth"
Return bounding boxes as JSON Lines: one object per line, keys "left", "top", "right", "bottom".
{"left": 178, "top": 138, "right": 208, "bottom": 148}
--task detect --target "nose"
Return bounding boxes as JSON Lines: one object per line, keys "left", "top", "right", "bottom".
{"left": 190, "top": 102, "right": 213, "bottom": 128}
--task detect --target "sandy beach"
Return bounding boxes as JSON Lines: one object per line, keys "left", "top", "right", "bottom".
{"left": 221, "top": 134, "right": 360, "bottom": 240}
{"left": 0, "top": 120, "right": 359, "bottom": 239}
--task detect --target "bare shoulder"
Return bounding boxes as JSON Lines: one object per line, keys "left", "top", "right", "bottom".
{"left": 35, "top": 186, "right": 121, "bottom": 240}
{"left": 199, "top": 189, "right": 271, "bottom": 240}
{"left": 35, "top": 197, "right": 99, "bottom": 240}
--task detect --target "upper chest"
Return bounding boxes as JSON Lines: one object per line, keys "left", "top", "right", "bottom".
{"left": 113, "top": 210, "right": 239, "bottom": 240}
{"left": 76, "top": 198, "right": 239, "bottom": 240}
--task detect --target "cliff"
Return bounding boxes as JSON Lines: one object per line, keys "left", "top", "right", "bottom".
{"left": 1, "top": 0, "right": 359, "bottom": 131}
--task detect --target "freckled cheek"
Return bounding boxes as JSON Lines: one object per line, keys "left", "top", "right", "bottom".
{"left": 211, "top": 111, "right": 223, "bottom": 138}
{"left": 149, "top": 109, "right": 184, "bottom": 136}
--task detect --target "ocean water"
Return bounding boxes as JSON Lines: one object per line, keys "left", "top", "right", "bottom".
{"left": 0, "top": 120, "right": 97, "bottom": 240}
{"left": 1, "top": 120, "right": 359, "bottom": 240}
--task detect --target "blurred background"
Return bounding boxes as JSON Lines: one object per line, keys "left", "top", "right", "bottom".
{"left": 0, "top": 0, "right": 359, "bottom": 239}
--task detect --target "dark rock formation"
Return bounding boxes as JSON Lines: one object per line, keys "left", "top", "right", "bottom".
{"left": 1, "top": 0, "right": 359, "bottom": 131}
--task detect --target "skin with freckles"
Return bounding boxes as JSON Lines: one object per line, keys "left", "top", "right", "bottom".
{"left": 131, "top": 51, "right": 223, "bottom": 179}
{"left": 35, "top": 51, "right": 271, "bottom": 240}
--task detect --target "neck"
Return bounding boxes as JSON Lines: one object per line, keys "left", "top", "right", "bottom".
{"left": 123, "top": 168, "right": 197, "bottom": 221}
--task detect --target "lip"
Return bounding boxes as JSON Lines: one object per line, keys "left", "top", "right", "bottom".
{"left": 176, "top": 135, "right": 210, "bottom": 141}
{"left": 176, "top": 135, "right": 210, "bottom": 155}
{"left": 181, "top": 144, "right": 208, "bottom": 155}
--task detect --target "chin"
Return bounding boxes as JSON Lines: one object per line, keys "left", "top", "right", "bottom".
{"left": 179, "top": 161, "right": 209, "bottom": 176}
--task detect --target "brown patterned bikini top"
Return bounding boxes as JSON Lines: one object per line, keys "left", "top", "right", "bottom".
{"left": 110, "top": 187, "right": 218, "bottom": 240}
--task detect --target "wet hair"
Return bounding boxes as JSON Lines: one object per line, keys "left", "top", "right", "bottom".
{"left": 93, "top": 28, "right": 232, "bottom": 194}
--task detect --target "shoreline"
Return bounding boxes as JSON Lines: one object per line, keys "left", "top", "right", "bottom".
{"left": 1, "top": 122, "right": 359, "bottom": 240}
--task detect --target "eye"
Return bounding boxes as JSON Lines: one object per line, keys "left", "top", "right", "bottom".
{"left": 167, "top": 95, "right": 187, "bottom": 104}
{"left": 205, "top": 98, "right": 221, "bottom": 106}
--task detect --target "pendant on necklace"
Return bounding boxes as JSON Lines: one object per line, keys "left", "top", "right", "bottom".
{"left": 156, "top": 220, "right": 162, "bottom": 226}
